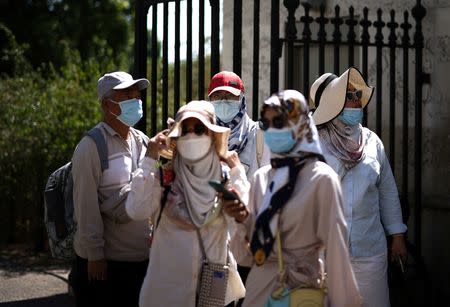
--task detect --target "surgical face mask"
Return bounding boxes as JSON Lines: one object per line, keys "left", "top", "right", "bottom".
{"left": 263, "top": 127, "right": 296, "bottom": 154}
{"left": 110, "top": 98, "right": 143, "bottom": 127}
{"left": 338, "top": 108, "right": 363, "bottom": 126}
{"left": 211, "top": 100, "right": 241, "bottom": 123}
{"left": 176, "top": 133, "right": 212, "bottom": 161}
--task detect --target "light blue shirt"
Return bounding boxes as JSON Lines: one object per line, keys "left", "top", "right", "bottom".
{"left": 322, "top": 127, "right": 407, "bottom": 257}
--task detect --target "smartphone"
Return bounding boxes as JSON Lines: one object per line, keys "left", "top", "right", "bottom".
{"left": 208, "top": 180, "right": 240, "bottom": 201}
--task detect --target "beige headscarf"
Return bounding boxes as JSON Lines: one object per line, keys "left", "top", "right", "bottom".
{"left": 163, "top": 101, "right": 230, "bottom": 228}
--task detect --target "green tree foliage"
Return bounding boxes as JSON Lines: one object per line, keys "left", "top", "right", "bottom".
{"left": 0, "top": 51, "right": 114, "bottom": 246}
{"left": 0, "top": 0, "right": 134, "bottom": 247}
{"left": 0, "top": 23, "right": 30, "bottom": 76}
{"left": 0, "top": 1, "right": 215, "bottom": 247}
{"left": 0, "top": 0, "right": 132, "bottom": 71}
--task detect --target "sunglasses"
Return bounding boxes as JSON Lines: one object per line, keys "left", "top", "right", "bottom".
{"left": 181, "top": 123, "right": 207, "bottom": 136}
{"left": 346, "top": 90, "right": 363, "bottom": 101}
{"left": 259, "top": 115, "right": 286, "bottom": 131}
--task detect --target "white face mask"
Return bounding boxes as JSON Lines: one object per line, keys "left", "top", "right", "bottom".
{"left": 176, "top": 133, "right": 212, "bottom": 161}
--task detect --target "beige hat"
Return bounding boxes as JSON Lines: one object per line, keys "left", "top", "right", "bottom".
{"left": 163, "top": 100, "right": 230, "bottom": 159}
{"left": 309, "top": 67, "right": 374, "bottom": 125}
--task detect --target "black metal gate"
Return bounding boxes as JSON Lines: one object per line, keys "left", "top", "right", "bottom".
{"left": 134, "top": 0, "right": 427, "bottom": 251}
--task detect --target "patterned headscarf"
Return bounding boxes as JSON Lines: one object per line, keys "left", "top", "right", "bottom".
{"left": 262, "top": 90, "right": 323, "bottom": 160}
{"left": 319, "top": 118, "right": 365, "bottom": 170}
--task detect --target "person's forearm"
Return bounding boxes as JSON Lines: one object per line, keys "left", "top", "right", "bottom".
{"left": 126, "top": 157, "right": 162, "bottom": 220}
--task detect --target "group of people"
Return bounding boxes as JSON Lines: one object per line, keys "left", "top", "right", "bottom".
{"left": 70, "top": 68, "right": 407, "bottom": 307}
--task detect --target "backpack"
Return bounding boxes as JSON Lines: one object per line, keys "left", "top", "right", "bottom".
{"left": 44, "top": 127, "right": 108, "bottom": 260}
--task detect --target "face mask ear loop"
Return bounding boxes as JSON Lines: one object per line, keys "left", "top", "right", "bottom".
{"left": 107, "top": 99, "right": 121, "bottom": 118}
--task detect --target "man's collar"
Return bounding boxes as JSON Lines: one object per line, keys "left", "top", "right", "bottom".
{"left": 100, "top": 121, "right": 120, "bottom": 137}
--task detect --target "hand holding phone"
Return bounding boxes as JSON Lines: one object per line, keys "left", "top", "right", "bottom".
{"left": 208, "top": 180, "right": 240, "bottom": 201}
{"left": 209, "top": 180, "right": 248, "bottom": 223}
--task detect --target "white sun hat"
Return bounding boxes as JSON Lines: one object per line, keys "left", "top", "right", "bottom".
{"left": 309, "top": 67, "right": 374, "bottom": 125}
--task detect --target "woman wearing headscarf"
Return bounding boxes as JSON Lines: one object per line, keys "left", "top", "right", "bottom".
{"left": 208, "top": 71, "right": 270, "bottom": 178}
{"left": 227, "top": 90, "right": 361, "bottom": 307}
{"left": 125, "top": 100, "right": 248, "bottom": 306}
{"left": 310, "top": 67, "right": 407, "bottom": 307}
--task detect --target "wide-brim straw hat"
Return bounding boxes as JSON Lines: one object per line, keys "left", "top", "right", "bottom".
{"left": 309, "top": 67, "right": 374, "bottom": 125}
{"left": 161, "top": 100, "right": 230, "bottom": 159}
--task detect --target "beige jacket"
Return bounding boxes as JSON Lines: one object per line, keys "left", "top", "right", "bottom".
{"left": 233, "top": 159, "right": 362, "bottom": 307}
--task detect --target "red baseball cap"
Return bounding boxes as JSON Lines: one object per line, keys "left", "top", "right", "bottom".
{"left": 208, "top": 71, "right": 245, "bottom": 97}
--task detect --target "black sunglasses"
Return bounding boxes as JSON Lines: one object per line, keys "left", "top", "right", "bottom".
{"left": 346, "top": 90, "right": 363, "bottom": 101}
{"left": 259, "top": 115, "right": 286, "bottom": 131}
{"left": 181, "top": 123, "right": 207, "bottom": 136}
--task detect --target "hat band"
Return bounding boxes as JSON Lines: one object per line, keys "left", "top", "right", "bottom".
{"left": 314, "top": 74, "right": 338, "bottom": 108}
{"left": 175, "top": 109, "right": 214, "bottom": 123}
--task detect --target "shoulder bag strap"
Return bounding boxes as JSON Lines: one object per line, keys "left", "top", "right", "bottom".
{"left": 256, "top": 128, "right": 264, "bottom": 167}
{"left": 187, "top": 201, "right": 230, "bottom": 265}
{"left": 195, "top": 227, "right": 208, "bottom": 263}
{"left": 276, "top": 229, "right": 286, "bottom": 285}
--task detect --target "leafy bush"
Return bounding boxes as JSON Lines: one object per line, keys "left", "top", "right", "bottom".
{"left": 0, "top": 53, "right": 120, "bottom": 246}
{"left": 0, "top": 23, "right": 31, "bottom": 76}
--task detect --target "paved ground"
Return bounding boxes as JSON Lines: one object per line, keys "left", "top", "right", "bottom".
{"left": 0, "top": 246, "right": 74, "bottom": 307}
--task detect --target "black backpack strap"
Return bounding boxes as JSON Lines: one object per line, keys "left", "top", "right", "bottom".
{"left": 85, "top": 127, "right": 108, "bottom": 172}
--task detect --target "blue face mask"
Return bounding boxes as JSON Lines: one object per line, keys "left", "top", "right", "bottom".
{"left": 263, "top": 128, "right": 296, "bottom": 154}
{"left": 212, "top": 100, "right": 241, "bottom": 123}
{"left": 338, "top": 108, "right": 363, "bottom": 126}
{"left": 111, "top": 98, "right": 143, "bottom": 127}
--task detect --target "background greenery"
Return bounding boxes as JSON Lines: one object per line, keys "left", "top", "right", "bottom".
{"left": 0, "top": 0, "right": 212, "bottom": 248}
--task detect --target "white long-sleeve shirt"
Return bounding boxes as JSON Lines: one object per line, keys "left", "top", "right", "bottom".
{"left": 321, "top": 127, "right": 407, "bottom": 258}
{"left": 125, "top": 157, "right": 249, "bottom": 307}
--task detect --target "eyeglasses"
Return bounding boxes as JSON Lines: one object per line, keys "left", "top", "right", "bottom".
{"left": 259, "top": 115, "right": 286, "bottom": 131}
{"left": 181, "top": 123, "right": 207, "bottom": 136}
{"left": 209, "top": 92, "right": 239, "bottom": 101}
{"left": 346, "top": 90, "right": 363, "bottom": 101}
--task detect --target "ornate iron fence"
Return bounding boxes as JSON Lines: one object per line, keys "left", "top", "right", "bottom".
{"left": 134, "top": 0, "right": 428, "bottom": 251}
